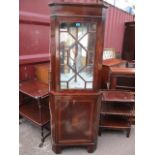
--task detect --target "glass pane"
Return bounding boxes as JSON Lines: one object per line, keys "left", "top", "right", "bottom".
{"left": 69, "top": 45, "right": 87, "bottom": 72}
{"left": 60, "top": 23, "right": 68, "bottom": 31}
{"left": 79, "top": 34, "right": 88, "bottom": 50}
{"left": 79, "top": 32, "right": 96, "bottom": 51}
{"left": 60, "top": 32, "right": 75, "bottom": 50}
{"left": 89, "top": 23, "right": 97, "bottom": 32}
{"left": 79, "top": 65, "right": 93, "bottom": 82}
{"left": 78, "top": 23, "right": 88, "bottom": 39}
{"left": 68, "top": 75, "right": 85, "bottom": 89}
{"left": 69, "top": 45, "right": 76, "bottom": 60}
{"left": 87, "top": 33, "right": 96, "bottom": 52}
{"left": 59, "top": 22, "right": 97, "bottom": 90}
{"left": 77, "top": 45, "right": 87, "bottom": 71}
{"left": 60, "top": 65, "right": 74, "bottom": 81}
{"left": 86, "top": 82, "right": 93, "bottom": 89}
{"left": 68, "top": 23, "right": 77, "bottom": 38}
{"left": 60, "top": 50, "right": 67, "bottom": 65}
{"left": 68, "top": 22, "right": 88, "bottom": 39}
{"left": 61, "top": 82, "right": 67, "bottom": 89}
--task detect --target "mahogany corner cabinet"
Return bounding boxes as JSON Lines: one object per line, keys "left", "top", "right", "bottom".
{"left": 48, "top": 2, "right": 107, "bottom": 154}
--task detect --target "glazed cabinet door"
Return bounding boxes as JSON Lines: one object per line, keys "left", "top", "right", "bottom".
{"left": 53, "top": 95, "right": 100, "bottom": 144}
{"left": 57, "top": 20, "right": 99, "bottom": 91}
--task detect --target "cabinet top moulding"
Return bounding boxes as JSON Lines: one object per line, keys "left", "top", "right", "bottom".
{"left": 48, "top": 2, "right": 107, "bottom": 18}
{"left": 48, "top": 2, "right": 107, "bottom": 8}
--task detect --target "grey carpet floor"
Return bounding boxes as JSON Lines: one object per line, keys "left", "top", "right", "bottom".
{"left": 19, "top": 119, "right": 135, "bottom": 155}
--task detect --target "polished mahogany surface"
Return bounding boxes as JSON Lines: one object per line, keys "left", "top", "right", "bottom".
{"left": 101, "top": 102, "right": 132, "bottom": 116}
{"left": 20, "top": 99, "right": 50, "bottom": 126}
{"left": 102, "top": 58, "right": 127, "bottom": 89}
{"left": 50, "top": 93, "right": 101, "bottom": 143}
{"left": 110, "top": 67, "right": 135, "bottom": 77}
{"left": 19, "top": 79, "right": 49, "bottom": 98}
{"left": 109, "top": 66, "right": 135, "bottom": 90}
{"left": 19, "top": 79, "right": 50, "bottom": 146}
{"left": 102, "top": 58, "right": 126, "bottom": 67}
{"left": 100, "top": 116, "right": 130, "bottom": 129}
{"left": 102, "top": 90, "right": 134, "bottom": 102}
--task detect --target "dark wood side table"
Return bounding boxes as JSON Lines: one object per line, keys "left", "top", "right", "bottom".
{"left": 102, "top": 58, "right": 127, "bottom": 89}
{"left": 99, "top": 90, "right": 135, "bottom": 137}
{"left": 19, "top": 79, "right": 50, "bottom": 147}
{"left": 109, "top": 67, "right": 135, "bottom": 90}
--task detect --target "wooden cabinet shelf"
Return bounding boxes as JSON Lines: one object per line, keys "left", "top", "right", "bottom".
{"left": 116, "top": 85, "right": 135, "bottom": 90}
{"left": 102, "top": 90, "right": 134, "bottom": 102}
{"left": 20, "top": 101, "right": 50, "bottom": 126}
{"left": 101, "top": 103, "right": 132, "bottom": 116}
{"left": 100, "top": 116, "right": 130, "bottom": 129}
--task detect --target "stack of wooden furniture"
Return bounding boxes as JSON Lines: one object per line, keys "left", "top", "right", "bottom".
{"left": 100, "top": 58, "right": 135, "bottom": 137}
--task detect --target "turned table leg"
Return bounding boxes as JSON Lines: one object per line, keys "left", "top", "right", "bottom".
{"left": 37, "top": 98, "right": 44, "bottom": 147}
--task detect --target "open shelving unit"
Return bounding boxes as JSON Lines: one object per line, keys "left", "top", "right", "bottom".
{"left": 101, "top": 102, "right": 132, "bottom": 116}
{"left": 99, "top": 90, "right": 135, "bottom": 137}
{"left": 19, "top": 79, "right": 50, "bottom": 147}
{"left": 100, "top": 116, "right": 130, "bottom": 129}
{"left": 20, "top": 101, "right": 50, "bottom": 126}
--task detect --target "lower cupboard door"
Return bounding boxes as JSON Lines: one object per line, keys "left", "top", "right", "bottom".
{"left": 55, "top": 97, "right": 98, "bottom": 144}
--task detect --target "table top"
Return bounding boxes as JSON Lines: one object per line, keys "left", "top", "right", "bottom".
{"left": 19, "top": 79, "right": 49, "bottom": 99}
{"left": 102, "top": 58, "right": 127, "bottom": 67}
{"left": 110, "top": 67, "right": 135, "bottom": 76}
{"left": 102, "top": 90, "right": 135, "bottom": 102}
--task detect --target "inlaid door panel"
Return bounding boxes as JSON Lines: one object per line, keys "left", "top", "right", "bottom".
{"left": 54, "top": 96, "right": 98, "bottom": 144}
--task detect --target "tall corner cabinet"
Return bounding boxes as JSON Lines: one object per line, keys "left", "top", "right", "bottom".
{"left": 48, "top": 2, "right": 107, "bottom": 154}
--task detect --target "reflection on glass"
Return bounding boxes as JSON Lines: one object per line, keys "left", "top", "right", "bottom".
{"left": 60, "top": 65, "right": 74, "bottom": 80}
{"left": 60, "top": 32, "right": 75, "bottom": 49}
{"left": 89, "top": 23, "right": 96, "bottom": 32}
{"left": 61, "top": 82, "right": 67, "bottom": 89}
{"left": 68, "top": 76, "right": 85, "bottom": 89}
{"left": 86, "top": 82, "right": 93, "bottom": 89}
{"left": 79, "top": 65, "right": 93, "bottom": 81}
{"left": 59, "top": 22, "right": 96, "bottom": 89}
{"left": 78, "top": 23, "right": 88, "bottom": 39}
